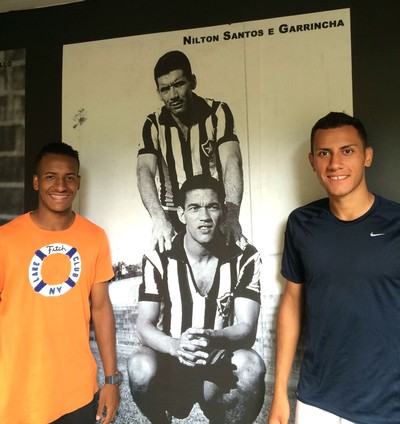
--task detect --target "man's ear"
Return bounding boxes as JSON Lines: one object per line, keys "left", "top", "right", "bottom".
{"left": 222, "top": 202, "right": 227, "bottom": 219}
{"left": 190, "top": 74, "right": 197, "bottom": 91}
{"left": 177, "top": 206, "right": 186, "bottom": 224}
{"left": 308, "top": 152, "right": 316, "bottom": 171}
{"left": 156, "top": 87, "right": 162, "bottom": 102}
{"left": 33, "top": 174, "right": 39, "bottom": 191}
{"left": 365, "top": 146, "right": 373, "bottom": 168}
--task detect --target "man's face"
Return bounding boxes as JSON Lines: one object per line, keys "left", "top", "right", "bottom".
{"left": 178, "top": 188, "right": 223, "bottom": 246}
{"left": 309, "top": 125, "right": 373, "bottom": 199}
{"left": 33, "top": 153, "right": 80, "bottom": 214}
{"left": 157, "top": 69, "right": 195, "bottom": 116}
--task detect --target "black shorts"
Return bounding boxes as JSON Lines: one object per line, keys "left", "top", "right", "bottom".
{"left": 157, "top": 350, "right": 236, "bottom": 418}
{"left": 49, "top": 392, "right": 98, "bottom": 424}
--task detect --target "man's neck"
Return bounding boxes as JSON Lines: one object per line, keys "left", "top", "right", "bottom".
{"left": 329, "top": 190, "right": 375, "bottom": 221}
{"left": 183, "top": 234, "right": 213, "bottom": 264}
{"left": 171, "top": 112, "right": 192, "bottom": 135}
{"left": 30, "top": 209, "right": 76, "bottom": 231}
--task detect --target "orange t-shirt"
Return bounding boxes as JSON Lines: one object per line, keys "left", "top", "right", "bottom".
{"left": 0, "top": 213, "right": 114, "bottom": 423}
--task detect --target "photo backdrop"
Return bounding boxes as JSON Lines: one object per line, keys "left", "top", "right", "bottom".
{"left": 63, "top": 8, "right": 352, "bottom": 287}
{"left": 62, "top": 8, "right": 352, "bottom": 423}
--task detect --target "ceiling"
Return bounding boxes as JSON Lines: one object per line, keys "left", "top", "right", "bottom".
{"left": 0, "top": 0, "right": 85, "bottom": 14}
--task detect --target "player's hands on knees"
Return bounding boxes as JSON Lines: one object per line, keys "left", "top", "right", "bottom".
{"left": 177, "top": 328, "right": 211, "bottom": 367}
{"left": 96, "top": 384, "right": 120, "bottom": 424}
{"left": 151, "top": 215, "right": 175, "bottom": 252}
{"left": 268, "top": 393, "right": 290, "bottom": 424}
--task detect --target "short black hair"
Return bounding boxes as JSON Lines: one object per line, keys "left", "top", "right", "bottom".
{"left": 310, "top": 112, "right": 368, "bottom": 151}
{"left": 35, "top": 142, "right": 80, "bottom": 174}
{"left": 154, "top": 50, "right": 193, "bottom": 85}
{"left": 178, "top": 175, "right": 225, "bottom": 208}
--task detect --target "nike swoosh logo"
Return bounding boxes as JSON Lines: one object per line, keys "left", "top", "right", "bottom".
{"left": 370, "top": 232, "right": 385, "bottom": 237}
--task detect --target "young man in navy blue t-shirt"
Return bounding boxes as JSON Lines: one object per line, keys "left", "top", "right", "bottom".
{"left": 269, "top": 112, "right": 400, "bottom": 424}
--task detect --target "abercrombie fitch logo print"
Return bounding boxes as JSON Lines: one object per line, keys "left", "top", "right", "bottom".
{"left": 29, "top": 243, "right": 81, "bottom": 297}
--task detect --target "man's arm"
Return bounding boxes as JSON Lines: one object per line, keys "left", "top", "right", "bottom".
{"left": 136, "top": 300, "right": 178, "bottom": 356}
{"left": 91, "top": 282, "right": 120, "bottom": 424}
{"left": 137, "top": 301, "right": 209, "bottom": 366}
{"left": 178, "top": 297, "right": 260, "bottom": 367}
{"left": 218, "top": 141, "right": 245, "bottom": 247}
{"left": 210, "top": 297, "right": 259, "bottom": 350}
{"left": 268, "top": 281, "right": 304, "bottom": 424}
{"left": 137, "top": 153, "right": 175, "bottom": 252}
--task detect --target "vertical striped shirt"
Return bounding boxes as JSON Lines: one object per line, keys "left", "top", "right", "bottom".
{"left": 138, "top": 93, "right": 239, "bottom": 210}
{"left": 139, "top": 232, "right": 261, "bottom": 338}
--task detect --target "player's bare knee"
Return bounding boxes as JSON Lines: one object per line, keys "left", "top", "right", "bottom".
{"left": 127, "top": 346, "right": 159, "bottom": 390}
{"left": 232, "top": 349, "right": 266, "bottom": 386}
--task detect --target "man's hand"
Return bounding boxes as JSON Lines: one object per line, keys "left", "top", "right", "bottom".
{"left": 96, "top": 384, "right": 120, "bottom": 424}
{"left": 219, "top": 208, "right": 247, "bottom": 249}
{"left": 150, "top": 215, "right": 175, "bottom": 252}
{"left": 176, "top": 328, "right": 211, "bottom": 367}
{"left": 268, "top": 392, "right": 290, "bottom": 424}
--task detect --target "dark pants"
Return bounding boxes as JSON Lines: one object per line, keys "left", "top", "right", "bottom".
{"left": 50, "top": 393, "right": 98, "bottom": 424}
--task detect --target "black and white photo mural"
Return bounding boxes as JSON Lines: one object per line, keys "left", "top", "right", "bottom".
{"left": 62, "top": 8, "right": 352, "bottom": 423}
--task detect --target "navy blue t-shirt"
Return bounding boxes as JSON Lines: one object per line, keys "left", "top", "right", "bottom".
{"left": 282, "top": 195, "right": 400, "bottom": 424}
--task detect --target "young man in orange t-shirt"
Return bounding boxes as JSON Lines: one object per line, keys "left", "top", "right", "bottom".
{"left": 0, "top": 142, "right": 121, "bottom": 423}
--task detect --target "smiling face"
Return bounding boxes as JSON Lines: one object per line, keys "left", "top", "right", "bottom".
{"left": 33, "top": 153, "right": 80, "bottom": 215}
{"left": 157, "top": 69, "right": 196, "bottom": 117}
{"left": 178, "top": 188, "right": 223, "bottom": 247}
{"left": 309, "top": 125, "right": 373, "bottom": 200}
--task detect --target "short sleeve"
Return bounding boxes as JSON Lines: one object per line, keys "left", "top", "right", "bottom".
{"left": 94, "top": 229, "right": 114, "bottom": 284}
{"left": 281, "top": 214, "right": 305, "bottom": 284}
{"left": 138, "top": 250, "right": 163, "bottom": 302}
{"left": 235, "top": 244, "right": 261, "bottom": 303}
{"left": 137, "top": 113, "right": 159, "bottom": 156}
{"left": 214, "top": 101, "right": 239, "bottom": 147}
